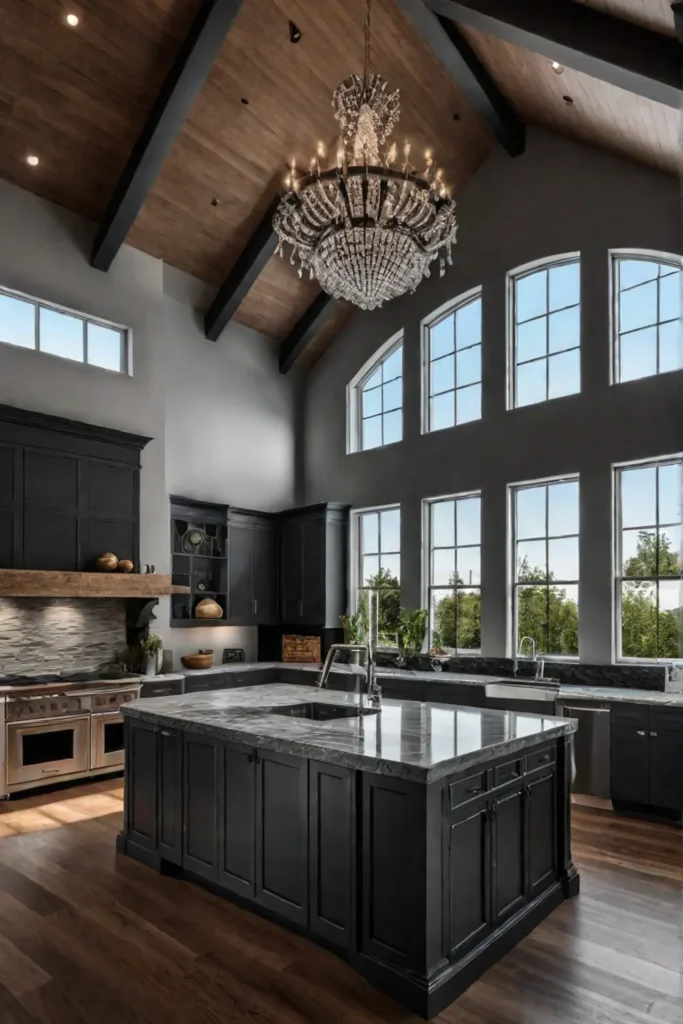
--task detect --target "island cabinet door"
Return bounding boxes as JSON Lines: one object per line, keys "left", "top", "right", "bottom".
{"left": 491, "top": 785, "right": 527, "bottom": 925}
{"left": 360, "top": 774, "right": 425, "bottom": 972}
{"left": 183, "top": 735, "right": 219, "bottom": 882}
{"left": 217, "top": 741, "right": 257, "bottom": 898}
{"left": 442, "top": 800, "right": 491, "bottom": 958}
{"left": 126, "top": 721, "right": 159, "bottom": 851}
{"left": 309, "top": 761, "right": 354, "bottom": 949}
{"left": 527, "top": 770, "right": 557, "bottom": 899}
{"left": 158, "top": 727, "right": 183, "bottom": 866}
{"left": 255, "top": 751, "right": 308, "bottom": 926}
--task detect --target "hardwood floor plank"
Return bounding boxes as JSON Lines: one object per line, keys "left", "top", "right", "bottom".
{"left": 0, "top": 931, "right": 51, "bottom": 998}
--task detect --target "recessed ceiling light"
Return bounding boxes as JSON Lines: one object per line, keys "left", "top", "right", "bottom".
{"left": 26, "top": 154, "right": 39, "bottom": 167}
{"left": 551, "top": 61, "right": 563, "bottom": 74}
{"left": 66, "top": 13, "right": 79, "bottom": 27}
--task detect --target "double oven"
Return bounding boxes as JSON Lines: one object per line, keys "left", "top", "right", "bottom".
{"left": 2, "top": 685, "right": 140, "bottom": 795}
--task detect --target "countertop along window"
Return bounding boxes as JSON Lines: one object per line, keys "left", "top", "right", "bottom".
{"left": 611, "top": 252, "right": 682, "bottom": 383}
{"left": 0, "top": 285, "right": 130, "bottom": 374}
{"left": 508, "top": 256, "right": 581, "bottom": 408}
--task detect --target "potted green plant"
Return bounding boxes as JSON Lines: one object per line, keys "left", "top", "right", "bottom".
{"left": 340, "top": 612, "right": 365, "bottom": 664}
{"left": 140, "top": 632, "right": 163, "bottom": 677}
{"left": 397, "top": 608, "right": 428, "bottom": 660}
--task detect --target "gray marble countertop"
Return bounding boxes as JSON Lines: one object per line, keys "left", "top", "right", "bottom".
{"left": 122, "top": 684, "right": 575, "bottom": 783}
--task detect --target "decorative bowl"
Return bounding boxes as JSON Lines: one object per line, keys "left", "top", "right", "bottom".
{"left": 181, "top": 653, "right": 214, "bottom": 670}
{"left": 96, "top": 552, "right": 118, "bottom": 572}
{"left": 194, "top": 597, "right": 223, "bottom": 619}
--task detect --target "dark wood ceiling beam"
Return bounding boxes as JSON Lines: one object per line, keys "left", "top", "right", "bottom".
{"left": 425, "top": 0, "right": 682, "bottom": 108}
{"left": 673, "top": 2, "right": 683, "bottom": 45}
{"left": 279, "top": 294, "right": 334, "bottom": 374}
{"left": 394, "top": 0, "right": 525, "bottom": 156}
{"left": 91, "top": 0, "right": 245, "bottom": 272}
{"left": 204, "top": 199, "right": 280, "bottom": 341}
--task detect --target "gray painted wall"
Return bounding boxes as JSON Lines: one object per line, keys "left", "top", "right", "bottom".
{"left": 302, "top": 130, "right": 683, "bottom": 663}
{"left": 0, "top": 179, "right": 298, "bottom": 664}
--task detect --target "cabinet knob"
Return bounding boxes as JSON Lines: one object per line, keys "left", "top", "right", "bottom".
{"left": 650, "top": 731, "right": 658, "bottom": 738}
{"left": 160, "top": 730, "right": 174, "bottom": 738}
{"left": 636, "top": 729, "right": 646, "bottom": 736}
{"left": 524, "top": 784, "right": 532, "bottom": 797}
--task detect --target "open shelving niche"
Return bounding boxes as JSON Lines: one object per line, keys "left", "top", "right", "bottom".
{"left": 171, "top": 500, "right": 229, "bottom": 628}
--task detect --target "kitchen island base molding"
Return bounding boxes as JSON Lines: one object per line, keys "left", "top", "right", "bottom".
{"left": 119, "top": 711, "right": 578, "bottom": 1019}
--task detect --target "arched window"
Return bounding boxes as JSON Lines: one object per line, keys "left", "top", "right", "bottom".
{"left": 347, "top": 332, "right": 403, "bottom": 453}
{"left": 611, "top": 251, "right": 682, "bottom": 383}
{"left": 423, "top": 288, "right": 482, "bottom": 432}
{"left": 508, "top": 255, "right": 581, "bottom": 408}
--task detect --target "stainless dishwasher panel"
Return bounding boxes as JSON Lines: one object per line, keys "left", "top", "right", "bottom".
{"left": 560, "top": 703, "right": 611, "bottom": 799}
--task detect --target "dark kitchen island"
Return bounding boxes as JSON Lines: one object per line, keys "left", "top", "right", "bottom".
{"left": 118, "top": 684, "right": 579, "bottom": 1018}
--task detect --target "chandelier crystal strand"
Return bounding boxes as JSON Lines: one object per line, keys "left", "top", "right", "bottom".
{"left": 273, "top": 0, "right": 457, "bottom": 311}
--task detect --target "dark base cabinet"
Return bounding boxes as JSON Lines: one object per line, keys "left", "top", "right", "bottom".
{"left": 120, "top": 724, "right": 577, "bottom": 1019}
{"left": 611, "top": 704, "right": 683, "bottom": 822}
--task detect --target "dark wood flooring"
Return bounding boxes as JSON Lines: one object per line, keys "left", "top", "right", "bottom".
{"left": 0, "top": 780, "right": 681, "bottom": 1023}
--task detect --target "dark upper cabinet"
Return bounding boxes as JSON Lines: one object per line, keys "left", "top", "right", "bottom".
{"left": 609, "top": 703, "right": 682, "bottom": 812}
{"left": 226, "top": 512, "right": 278, "bottom": 626}
{"left": 0, "top": 404, "right": 147, "bottom": 570}
{"left": 278, "top": 504, "right": 349, "bottom": 628}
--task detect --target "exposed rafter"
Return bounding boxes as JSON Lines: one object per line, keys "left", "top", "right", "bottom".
{"left": 673, "top": 2, "right": 683, "bottom": 45}
{"left": 91, "top": 0, "right": 245, "bottom": 271}
{"left": 279, "top": 294, "right": 335, "bottom": 374}
{"left": 205, "top": 198, "right": 280, "bottom": 342}
{"left": 426, "top": 0, "right": 682, "bottom": 108}
{"left": 394, "top": 0, "right": 525, "bottom": 156}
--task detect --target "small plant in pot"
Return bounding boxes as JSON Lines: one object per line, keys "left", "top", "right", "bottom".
{"left": 340, "top": 612, "right": 365, "bottom": 664}
{"left": 140, "top": 632, "right": 163, "bottom": 677}
{"left": 397, "top": 608, "right": 428, "bottom": 665}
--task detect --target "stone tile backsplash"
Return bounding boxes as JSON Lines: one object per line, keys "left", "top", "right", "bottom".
{"left": 0, "top": 599, "right": 126, "bottom": 677}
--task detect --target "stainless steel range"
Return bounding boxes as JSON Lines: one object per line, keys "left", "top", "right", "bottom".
{"left": 0, "top": 681, "right": 140, "bottom": 797}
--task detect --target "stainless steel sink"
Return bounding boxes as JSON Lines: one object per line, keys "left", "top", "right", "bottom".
{"left": 270, "top": 702, "right": 380, "bottom": 721}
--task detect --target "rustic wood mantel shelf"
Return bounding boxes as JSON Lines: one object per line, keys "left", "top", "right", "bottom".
{"left": 0, "top": 570, "right": 190, "bottom": 599}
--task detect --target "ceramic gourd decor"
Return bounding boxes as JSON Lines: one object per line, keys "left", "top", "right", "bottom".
{"left": 195, "top": 597, "right": 223, "bottom": 619}
{"left": 96, "top": 552, "right": 118, "bottom": 572}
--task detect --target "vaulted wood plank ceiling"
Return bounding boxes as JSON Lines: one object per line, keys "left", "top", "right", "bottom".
{"left": 0, "top": 0, "right": 679, "bottom": 371}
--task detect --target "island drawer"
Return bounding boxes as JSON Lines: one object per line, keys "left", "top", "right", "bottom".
{"left": 141, "top": 679, "right": 183, "bottom": 698}
{"left": 448, "top": 771, "right": 488, "bottom": 809}
{"left": 526, "top": 746, "right": 556, "bottom": 773}
{"left": 493, "top": 758, "right": 523, "bottom": 787}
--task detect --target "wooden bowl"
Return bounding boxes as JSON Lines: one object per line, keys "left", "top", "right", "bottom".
{"left": 181, "top": 653, "right": 214, "bottom": 670}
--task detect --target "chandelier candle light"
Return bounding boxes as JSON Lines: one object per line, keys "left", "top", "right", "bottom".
{"left": 273, "top": 0, "right": 458, "bottom": 311}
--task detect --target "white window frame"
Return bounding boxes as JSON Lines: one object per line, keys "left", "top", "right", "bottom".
{"left": 350, "top": 503, "right": 401, "bottom": 640}
{"left": 421, "top": 286, "right": 483, "bottom": 434}
{"left": 613, "top": 453, "right": 683, "bottom": 663}
{"left": 506, "top": 252, "right": 581, "bottom": 410}
{"left": 508, "top": 472, "right": 580, "bottom": 660}
{"left": 609, "top": 248, "right": 683, "bottom": 386}
{"left": 423, "top": 490, "right": 482, "bottom": 655}
{"left": 346, "top": 331, "right": 403, "bottom": 454}
{"left": 0, "top": 284, "right": 132, "bottom": 375}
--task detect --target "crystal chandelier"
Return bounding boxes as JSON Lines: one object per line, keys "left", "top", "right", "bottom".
{"left": 273, "top": 0, "right": 458, "bottom": 311}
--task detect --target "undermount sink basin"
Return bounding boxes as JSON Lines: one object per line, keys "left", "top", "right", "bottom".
{"left": 270, "top": 702, "right": 380, "bottom": 721}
